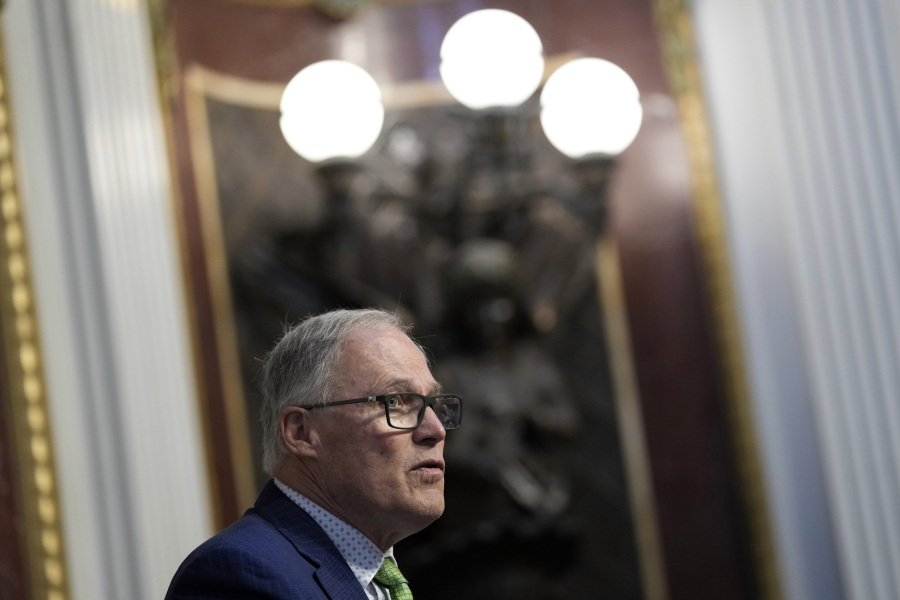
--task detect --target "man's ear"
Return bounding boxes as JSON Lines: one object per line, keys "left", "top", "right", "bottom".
{"left": 279, "top": 407, "right": 318, "bottom": 459}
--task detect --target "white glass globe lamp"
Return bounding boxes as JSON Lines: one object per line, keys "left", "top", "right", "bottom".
{"left": 439, "top": 9, "right": 545, "bottom": 110}
{"left": 540, "top": 58, "right": 643, "bottom": 159}
{"left": 279, "top": 60, "right": 385, "bottom": 163}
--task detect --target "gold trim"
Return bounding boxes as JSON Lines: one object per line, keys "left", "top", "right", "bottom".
{"left": 0, "top": 25, "right": 70, "bottom": 600}
{"left": 145, "top": 0, "right": 226, "bottom": 529}
{"left": 183, "top": 65, "right": 259, "bottom": 516}
{"left": 182, "top": 52, "right": 582, "bottom": 113}
{"left": 597, "top": 237, "right": 668, "bottom": 600}
{"left": 653, "top": 1, "right": 783, "bottom": 599}
{"left": 186, "top": 61, "right": 456, "bottom": 111}
{"left": 192, "top": 0, "right": 457, "bottom": 20}
{"left": 214, "top": 0, "right": 455, "bottom": 8}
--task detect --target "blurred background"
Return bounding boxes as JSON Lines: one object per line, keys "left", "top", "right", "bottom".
{"left": 0, "top": 1, "right": 898, "bottom": 600}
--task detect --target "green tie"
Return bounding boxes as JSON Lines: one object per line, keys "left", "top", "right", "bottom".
{"left": 374, "top": 557, "right": 413, "bottom": 600}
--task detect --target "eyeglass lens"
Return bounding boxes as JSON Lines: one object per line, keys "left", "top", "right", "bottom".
{"left": 385, "top": 394, "right": 462, "bottom": 429}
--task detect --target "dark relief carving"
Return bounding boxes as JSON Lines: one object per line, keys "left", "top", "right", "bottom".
{"left": 158, "top": 1, "right": 761, "bottom": 598}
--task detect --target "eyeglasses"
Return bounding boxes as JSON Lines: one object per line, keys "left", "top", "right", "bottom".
{"left": 304, "top": 393, "right": 463, "bottom": 430}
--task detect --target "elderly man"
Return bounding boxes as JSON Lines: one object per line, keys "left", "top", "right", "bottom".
{"left": 166, "top": 308, "right": 462, "bottom": 599}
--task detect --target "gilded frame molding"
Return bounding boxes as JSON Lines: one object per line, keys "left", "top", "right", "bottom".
{"left": 0, "top": 0, "right": 780, "bottom": 598}
{"left": 0, "top": 24, "right": 69, "bottom": 600}
{"left": 653, "top": 1, "right": 782, "bottom": 599}
{"left": 148, "top": 0, "right": 783, "bottom": 597}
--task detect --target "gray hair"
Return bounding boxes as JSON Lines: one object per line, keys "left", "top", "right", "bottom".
{"left": 259, "top": 308, "right": 414, "bottom": 475}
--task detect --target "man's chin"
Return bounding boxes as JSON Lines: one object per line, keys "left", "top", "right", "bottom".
{"left": 406, "top": 495, "right": 445, "bottom": 531}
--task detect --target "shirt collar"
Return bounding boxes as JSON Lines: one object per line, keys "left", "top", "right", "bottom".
{"left": 274, "top": 478, "right": 393, "bottom": 592}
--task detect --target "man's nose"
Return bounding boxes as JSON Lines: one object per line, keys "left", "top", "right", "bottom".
{"left": 413, "top": 406, "right": 447, "bottom": 442}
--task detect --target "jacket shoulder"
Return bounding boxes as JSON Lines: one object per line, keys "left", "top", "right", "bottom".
{"left": 165, "top": 510, "right": 322, "bottom": 599}
{"left": 166, "top": 481, "right": 367, "bottom": 600}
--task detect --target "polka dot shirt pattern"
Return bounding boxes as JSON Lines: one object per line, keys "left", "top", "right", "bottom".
{"left": 274, "top": 479, "right": 392, "bottom": 600}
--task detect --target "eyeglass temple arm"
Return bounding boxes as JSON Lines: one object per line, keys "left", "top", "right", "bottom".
{"left": 303, "top": 396, "right": 378, "bottom": 410}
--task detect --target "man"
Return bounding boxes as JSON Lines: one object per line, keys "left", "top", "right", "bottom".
{"left": 166, "top": 308, "right": 463, "bottom": 599}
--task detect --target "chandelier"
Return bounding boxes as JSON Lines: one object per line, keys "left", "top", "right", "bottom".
{"left": 279, "top": 9, "right": 642, "bottom": 173}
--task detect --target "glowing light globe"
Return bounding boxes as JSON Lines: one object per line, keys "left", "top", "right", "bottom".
{"left": 540, "top": 58, "right": 643, "bottom": 158}
{"left": 440, "top": 9, "right": 545, "bottom": 110}
{"left": 279, "top": 60, "right": 385, "bottom": 163}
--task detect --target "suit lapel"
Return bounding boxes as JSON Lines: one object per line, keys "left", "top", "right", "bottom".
{"left": 254, "top": 481, "right": 369, "bottom": 600}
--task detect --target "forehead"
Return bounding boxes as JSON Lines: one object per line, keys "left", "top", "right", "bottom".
{"left": 336, "top": 326, "right": 436, "bottom": 393}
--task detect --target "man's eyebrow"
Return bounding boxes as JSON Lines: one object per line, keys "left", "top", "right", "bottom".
{"left": 378, "top": 378, "right": 443, "bottom": 394}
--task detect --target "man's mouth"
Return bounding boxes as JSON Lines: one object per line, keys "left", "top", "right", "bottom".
{"left": 413, "top": 459, "right": 445, "bottom": 473}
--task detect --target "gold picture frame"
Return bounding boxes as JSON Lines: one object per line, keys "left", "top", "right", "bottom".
{"left": 0, "top": 0, "right": 781, "bottom": 598}
{"left": 181, "top": 60, "right": 668, "bottom": 598}
{"left": 154, "top": 1, "right": 780, "bottom": 598}
{"left": 653, "top": 2, "right": 781, "bottom": 598}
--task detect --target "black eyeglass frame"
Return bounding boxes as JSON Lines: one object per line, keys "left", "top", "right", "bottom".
{"left": 303, "top": 393, "right": 463, "bottom": 430}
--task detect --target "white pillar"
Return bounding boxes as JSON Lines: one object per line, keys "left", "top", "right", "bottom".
{"left": 3, "top": 1, "right": 214, "bottom": 599}
{"left": 692, "top": 1, "right": 900, "bottom": 599}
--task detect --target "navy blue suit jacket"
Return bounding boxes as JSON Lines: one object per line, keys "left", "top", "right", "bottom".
{"left": 165, "top": 480, "right": 368, "bottom": 600}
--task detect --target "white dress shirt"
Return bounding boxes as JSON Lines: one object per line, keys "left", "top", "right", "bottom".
{"left": 274, "top": 479, "right": 393, "bottom": 600}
